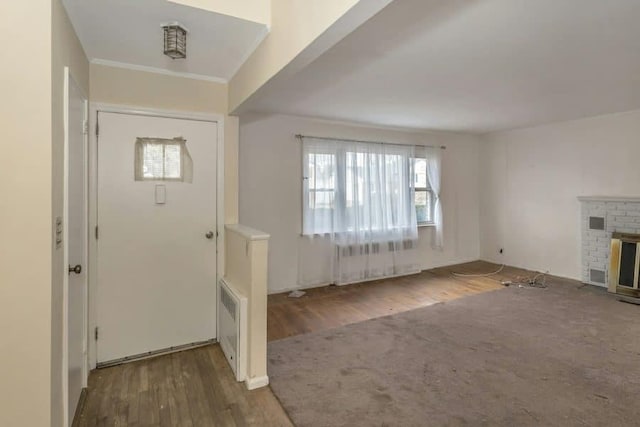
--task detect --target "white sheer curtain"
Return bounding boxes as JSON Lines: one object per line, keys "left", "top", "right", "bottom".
{"left": 425, "top": 146, "right": 443, "bottom": 249}
{"left": 301, "top": 137, "right": 420, "bottom": 285}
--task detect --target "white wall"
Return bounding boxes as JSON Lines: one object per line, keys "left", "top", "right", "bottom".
{"left": 239, "top": 114, "right": 481, "bottom": 294}
{"left": 480, "top": 109, "right": 640, "bottom": 280}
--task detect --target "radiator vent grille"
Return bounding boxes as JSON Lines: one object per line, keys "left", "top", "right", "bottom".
{"left": 218, "top": 279, "right": 247, "bottom": 382}
{"left": 337, "top": 240, "right": 415, "bottom": 257}
{"left": 221, "top": 286, "right": 237, "bottom": 321}
{"left": 589, "top": 216, "right": 605, "bottom": 231}
{"left": 590, "top": 269, "right": 606, "bottom": 284}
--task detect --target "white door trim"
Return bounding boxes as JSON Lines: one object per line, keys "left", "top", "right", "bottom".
{"left": 87, "top": 103, "right": 225, "bottom": 369}
{"left": 63, "top": 67, "right": 89, "bottom": 427}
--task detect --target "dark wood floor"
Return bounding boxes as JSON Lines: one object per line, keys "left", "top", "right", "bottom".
{"left": 267, "top": 260, "right": 512, "bottom": 341}
{"left": 74, "top": 344, "right": 293, "bottom": 427}
{"left": 76, "top": 261, "right": 525, "bottom": 426}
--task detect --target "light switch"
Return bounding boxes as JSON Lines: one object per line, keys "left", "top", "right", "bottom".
{"left": 55, "top": 217, "right": 63, "bottom": 249}
{"left": 155, "top": 185, "right": 166, "bottom": 204}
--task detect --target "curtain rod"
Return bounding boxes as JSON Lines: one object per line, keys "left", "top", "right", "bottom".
{"left": 295, "top": 134, "right": 446, "bottom": 150}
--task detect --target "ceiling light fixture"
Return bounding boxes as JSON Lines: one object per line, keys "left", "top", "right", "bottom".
{"left": 162, "top": 23, "right": 188, "bottom": 59}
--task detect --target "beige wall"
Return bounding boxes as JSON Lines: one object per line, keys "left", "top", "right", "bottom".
{"left": 239, "top": 114, "right": 482, "bottom": 293}
{"left": 0, "top": 1, "right": 52, "bottom": 424}
{"left": 225, "top": 225, "right": 269, "bottom": 386}
{"left": 168, "top": 0, "right": 270, "bottom": 26}
{"left": 91, "top": 64, "right": 228, "bottom": 114}
{"left": 229, "top": 0, "right": 360, "bottom": 111}
{"left": 480, "top": 109, "right": 640, "bottom": 280}
{"left": 224, "top": 116, "right": 240, "bottom": 223}
{"left": 0, "top": 0, "right": 87, "bottom": 425}
{"left": 51, "top": 1, "right": 91, "bottom": 425}
{"left": 90, "top": 64, "right": 239, "bottom": 224}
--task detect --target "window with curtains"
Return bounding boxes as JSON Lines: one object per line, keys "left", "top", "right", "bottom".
{"left": 413, "top": 155, "right": 435, "bottom": 225}
{"left": 134, "top": 137, "right": 193, "bottom": 183}
{"left": 302, "top": 137, "right": 421, "bottom": 237}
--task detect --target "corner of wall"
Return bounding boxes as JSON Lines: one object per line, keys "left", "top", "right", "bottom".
{"left": 52, "top": 0, "right": 91, "bottom": 425}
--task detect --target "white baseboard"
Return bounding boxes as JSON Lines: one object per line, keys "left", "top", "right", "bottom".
{"left": 268, "top": 281, "right": 332, "bottom": 295}
{"left": 421, "top": 257, "right": 481, "bottom": 271}
{"left": 270, "top": 257, "right": 484, "bottom": 295}
{"left": 245, "top": 375, "right": 269, "bottom": 390}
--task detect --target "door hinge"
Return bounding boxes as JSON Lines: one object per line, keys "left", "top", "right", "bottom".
{"left": 95, "top": 118, "right": 99, "bottom": 136}
{"left": 94, "top": 327, "right": 99, "bottom": 341}
{"left": 95, "top": 225, "right": 99, "bottom": 240}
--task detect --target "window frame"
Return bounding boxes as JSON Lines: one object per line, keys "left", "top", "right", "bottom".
{"left": 134, "top": 137, "right": 192, "bottom": 183}
{"left": 413, "top": 155, "right": 435, "bottom": 227}
{"left": 302, "top": 142, "right": 432, "bottom": 235}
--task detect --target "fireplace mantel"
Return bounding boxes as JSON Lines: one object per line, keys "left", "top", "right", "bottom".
{"left": 578, "top": 196, "right": 640, "bottom": 203}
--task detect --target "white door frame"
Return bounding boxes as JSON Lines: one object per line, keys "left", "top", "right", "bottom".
{"left": 63, "top": 67, "right": 89, "bottom": 427}
{"left": 87, "top": 103, "right": 225, "bottom": 369}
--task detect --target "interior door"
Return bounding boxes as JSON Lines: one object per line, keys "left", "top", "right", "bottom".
{"left": 96, "top": 111, "right": 217, "bottom": 364}
{"left": 66, "top": 72, "right": 88, "bottom": 425}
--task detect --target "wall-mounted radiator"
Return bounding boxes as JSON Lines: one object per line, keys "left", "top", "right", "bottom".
{"left": 218, "top": 278, "right": 248, "bottom": 382}
{"left": 334, "top": 239, "right": 420, "bottom": 285}
{"left": 336, "top": 239, "right": 415, "bottom": 257}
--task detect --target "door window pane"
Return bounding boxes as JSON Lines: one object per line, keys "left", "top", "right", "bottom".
{"left": 134, "top": 137, "right": 193, "bottom": 182}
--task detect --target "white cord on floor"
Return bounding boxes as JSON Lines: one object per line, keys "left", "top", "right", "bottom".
{"left": 451, "top": 264, "right": 505, "bottom": 277}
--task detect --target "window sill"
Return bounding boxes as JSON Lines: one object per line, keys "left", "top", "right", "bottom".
{"left": 418, "top": 223, "right": 436, "bottom": 228}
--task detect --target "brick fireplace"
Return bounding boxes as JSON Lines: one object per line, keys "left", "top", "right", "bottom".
{"left": 579, "top": 196, "right": 640, "bottom": 287}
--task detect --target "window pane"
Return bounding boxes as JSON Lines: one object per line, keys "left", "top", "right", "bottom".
{"left": 136, "top": 139, "right": 191, "bottom": 182}
{"left": 142, "top": 144, "right": 163, "bottom": 178}
{"left": 415, "top": 190, "right": 433, "bottom": 223}
{"left": 310, "top": 190, "right": 335, "bottom": 209}
{"left": 163, "top": 144, "right": 182, "bottom": 178}
{"left": 414, "top": 158, "right": 427, "bottom": 188}
{"left": 303, "top": 140, "right": 423, "bottom": 235}
{"left": 345, "top": 152, "right": 365, "bottom": 208}
{"left": 308, "top": 153, "right": 335, "bottom": 190}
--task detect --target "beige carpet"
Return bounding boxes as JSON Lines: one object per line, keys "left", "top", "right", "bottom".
{"left": 268, "top": 281, "right": 640, "bottom": 427}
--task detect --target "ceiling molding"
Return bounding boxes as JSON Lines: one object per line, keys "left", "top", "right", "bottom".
{"left": 90, "top": 58, "right": 228, "bottom": 84}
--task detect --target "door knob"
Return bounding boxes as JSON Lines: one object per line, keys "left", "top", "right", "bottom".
{"left": 68, "top": 264, "right": 82, "bottom": 275}
{"left": 205, "top": 231, "right": 215, "bottom": 240}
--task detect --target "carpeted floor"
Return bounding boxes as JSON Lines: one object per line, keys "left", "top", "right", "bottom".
{"left": 268, "top": 281, "right": 640, "bottom": 427}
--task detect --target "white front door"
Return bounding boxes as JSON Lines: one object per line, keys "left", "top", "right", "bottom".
{"left": 96, "top": 111, "right": 218, "bottom": 364}
{"left": 65, "top": 71, "right": 88, "bottom": 426}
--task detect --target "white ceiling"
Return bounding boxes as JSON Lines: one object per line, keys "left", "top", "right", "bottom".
{"left": 62, "top": 0, "right": 268, "bottom": 82}
{"left": 244, "top": 0, "right": 640, "bottom": 133}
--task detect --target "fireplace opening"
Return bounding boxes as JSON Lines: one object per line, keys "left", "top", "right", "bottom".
{"left": 610, "top": 233, "right": 640, "bottom": 297}
{"left": 619, "top": 242, "right": 636, "bottom": 287}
